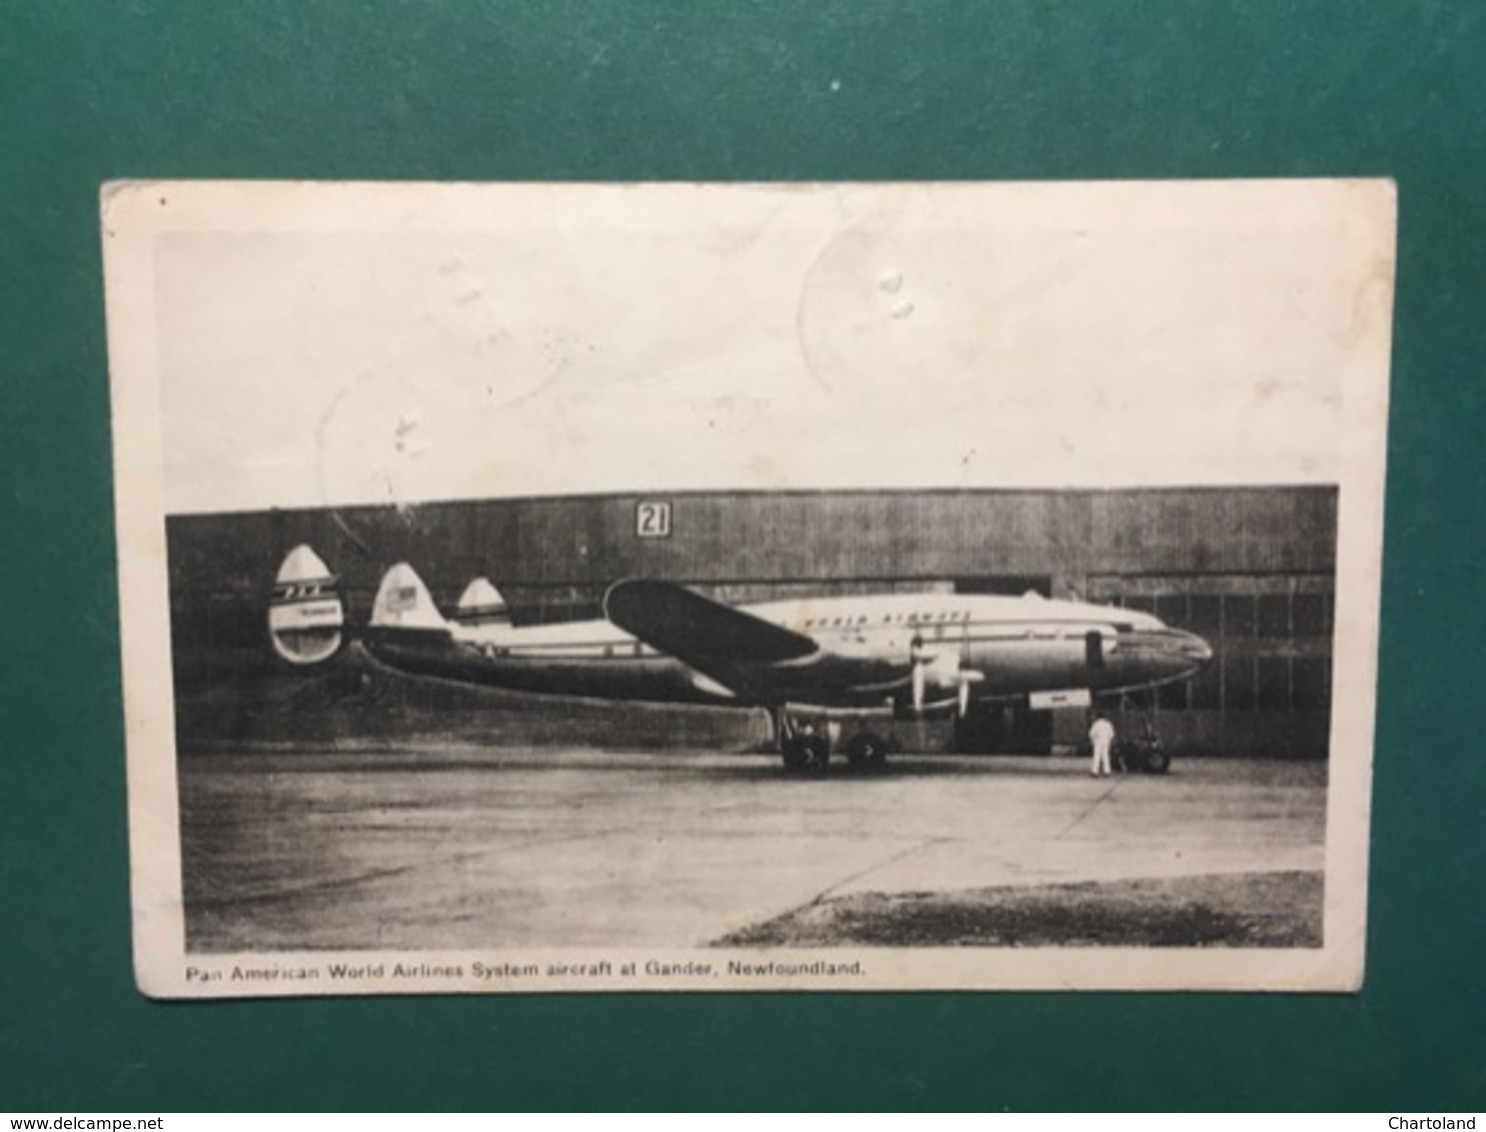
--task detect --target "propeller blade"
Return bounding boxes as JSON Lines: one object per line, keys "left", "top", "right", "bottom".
{"left": 912, "top": 662, "right": 926, "bottom": 714}
{"left": 1085, "top": 629, "right": 1105, "bottom": 672}
{"left": 958, "top": 679, "right": 971, "bottom": 717}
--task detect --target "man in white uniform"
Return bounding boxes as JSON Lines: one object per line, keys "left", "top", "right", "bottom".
{"left": 1089, "top": 713, "right": 1116, "bottom": 777}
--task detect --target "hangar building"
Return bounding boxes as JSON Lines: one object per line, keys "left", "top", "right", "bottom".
{"left": 168, "top": 486, "right": 1335, "bottom": 758}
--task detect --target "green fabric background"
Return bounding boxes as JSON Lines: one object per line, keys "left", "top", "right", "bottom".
{"left": 1, "top": 1, "right": 1482, "bottom": 1111}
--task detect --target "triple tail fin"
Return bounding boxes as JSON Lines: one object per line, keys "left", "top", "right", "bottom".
{"left": 452, "top": 576, "right": 511, "bottom": 627}
{"left": 369, "top": 562, "right": 449, "bottom": 631}
{"left": 268, "top": 545, "right": 346, "bottom": 665}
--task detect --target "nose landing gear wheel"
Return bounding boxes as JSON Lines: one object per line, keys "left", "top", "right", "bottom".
{"left": 1115, "top": 737, "right": 1171, "bottom": 774}
{"left": 1141, "top": 745, "right": 1171, "bottom": 775}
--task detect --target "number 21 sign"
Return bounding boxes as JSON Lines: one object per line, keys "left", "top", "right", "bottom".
{"left": 635, "top": 501, "right": 672, "bottom": 539}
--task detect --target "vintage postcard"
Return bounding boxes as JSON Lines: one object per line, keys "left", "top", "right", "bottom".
{"left": 102, "top": 180, "right": 1394, "bottom": 997}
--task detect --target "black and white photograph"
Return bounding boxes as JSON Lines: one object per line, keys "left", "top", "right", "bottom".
{"left": 103, "top": 180, "right": 1394, "bottom": 995}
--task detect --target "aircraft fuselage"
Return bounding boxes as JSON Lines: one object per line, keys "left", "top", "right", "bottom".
{"left": 363, "top": 590, "right": 1211, "bottom": 712}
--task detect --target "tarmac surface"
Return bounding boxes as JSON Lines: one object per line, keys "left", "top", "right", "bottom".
{"left": 179, "top": 748, "right": 1326, "bottom": 952}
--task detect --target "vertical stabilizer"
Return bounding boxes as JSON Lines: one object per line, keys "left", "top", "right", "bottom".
{"left": 370, "top": 563, "right": 448, "bottom": 630}
{"left": 453, "top": 576, "right": 512, "bottom": 627}
{"left": 268, "top": 545, "right": 345, "bottom": 664}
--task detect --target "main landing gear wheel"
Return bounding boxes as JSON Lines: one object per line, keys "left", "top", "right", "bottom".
{"left": 781, "top": 734, "right": 830, "bottom": 774}
{"left": 844, "top": 732, "right": 889, "bottom": 772}
{"left": 781, "top": 738, "right": 808, "bottom": 771}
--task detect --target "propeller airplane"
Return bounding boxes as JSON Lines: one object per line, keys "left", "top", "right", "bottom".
{"left": 268, "top": 544, "right": 1212, "bottom": 772}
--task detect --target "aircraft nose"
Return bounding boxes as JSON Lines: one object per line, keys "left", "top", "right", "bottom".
{"left": 1177, "top": 630, "right": 1213, "bottom": 666}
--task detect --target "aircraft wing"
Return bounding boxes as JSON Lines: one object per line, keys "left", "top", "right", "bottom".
{"left": 603, "top": 579, "right": 820, "bottom": 698}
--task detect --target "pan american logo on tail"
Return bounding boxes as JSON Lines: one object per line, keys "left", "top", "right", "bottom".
{"left": 267, "top": 544, "right": 346, "bottom": 665}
